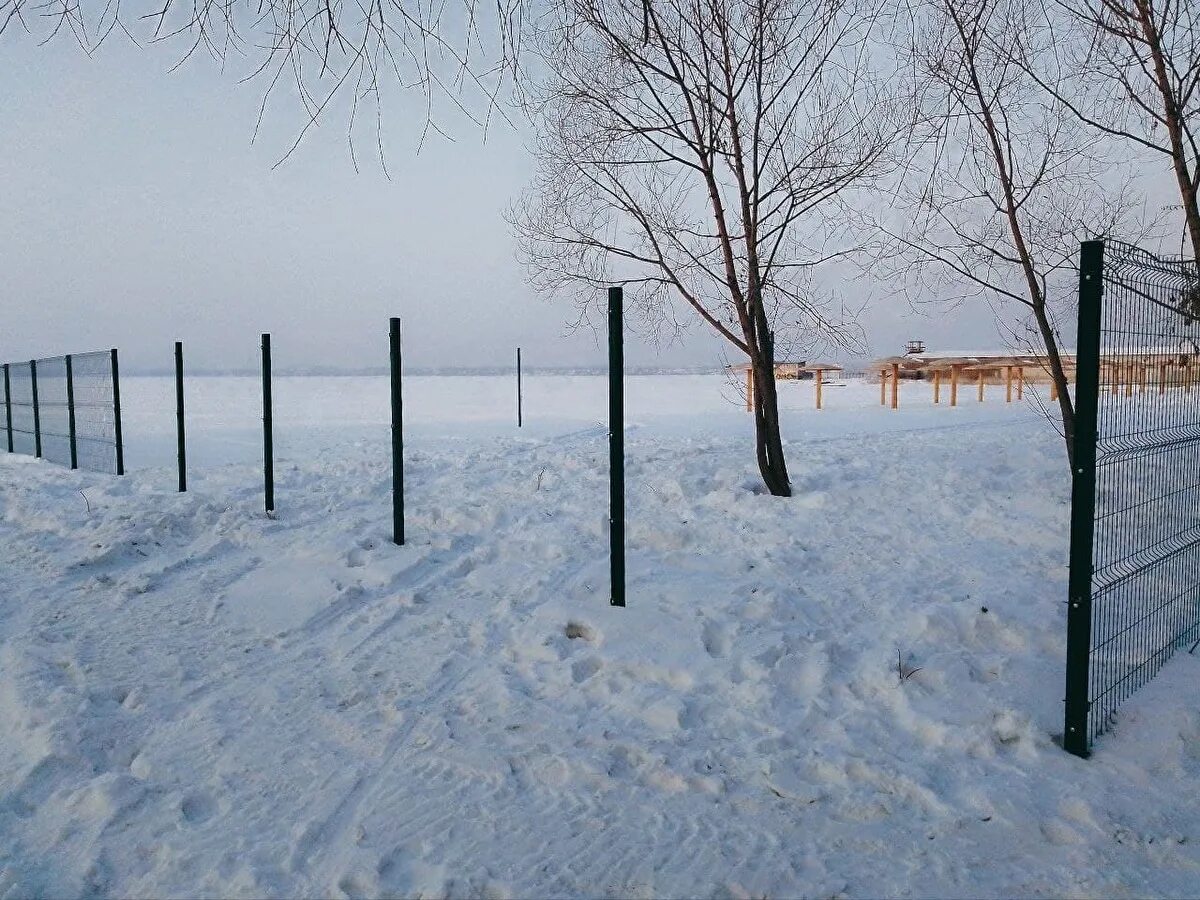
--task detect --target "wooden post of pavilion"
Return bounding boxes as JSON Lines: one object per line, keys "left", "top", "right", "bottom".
{"left": 815, "top": 369, "right": 824, "bottom": 410}
{"left": 933, "top": 369, "right": 941, "bottom": 404}
{"left": 890, "top": 362, "right": 899, "bottom": 410}
{"left": 977, "top": 370, "right": 985, "bottom": 402}
{"left": 1005, "top": 365, "right": 1013, "bottom": 403}
{"left": 950, "top": 366, "right": 959, "bottom": 407}
{"left": 880, "top": 368, "right": 887, "bottom": 406}
{"left": 1017, "top": 366, "right": 1024, "bottom": 401}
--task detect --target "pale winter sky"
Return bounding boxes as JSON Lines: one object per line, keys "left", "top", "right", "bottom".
{"left": 0, "top": 33, "right": 1179, "bottom": 373}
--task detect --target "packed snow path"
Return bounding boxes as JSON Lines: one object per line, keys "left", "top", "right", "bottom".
{"left": 1, "top": 379, "right": 1198, "bottom": 897}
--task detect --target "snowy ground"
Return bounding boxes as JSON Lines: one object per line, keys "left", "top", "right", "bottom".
{"left": 1, "top": 374, "right": 1198, "bottom": 898}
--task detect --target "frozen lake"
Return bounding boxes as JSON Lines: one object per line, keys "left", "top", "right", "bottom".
{"left": 119, "top": 372, "right": 1052, "bottom": 472}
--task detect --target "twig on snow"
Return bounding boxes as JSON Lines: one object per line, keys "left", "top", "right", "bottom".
{"left": 897, "top": 649, "right": 923, "bottom": 684}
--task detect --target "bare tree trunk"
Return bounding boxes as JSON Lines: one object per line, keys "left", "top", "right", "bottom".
{"left": 1031, "top": 304, "right": 1077, "bottom": 466}
{"left": 747, "top": 326, "right": 792, "bottom": 497}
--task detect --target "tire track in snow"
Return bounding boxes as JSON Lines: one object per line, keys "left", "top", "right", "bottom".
{"left": 288, "top": 657, "right": 483, "bottom": 883}
{"left": 176, "top": 534, "right": 483, "bottom": 708}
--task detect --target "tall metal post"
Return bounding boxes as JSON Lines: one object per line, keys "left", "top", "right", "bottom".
{"left": 65, "top": 354, "right": 78, "bottom": 469}
{"left": 111, "top": 349, "right": 125, "bottom": 475}
{"left": 517, "top": 346, "right": 523, "bottom": 428}
{"left": 175, "top": 341, "right": 187, "bottom": 492}
{"left": 608, "top": 286, "right": 626, "bottom": 608}
{"left": 389, "top": 318, "right": 405, "bottom": 545}
{"left": 1064, "top": 239, "right": 1105, "bottom": 758}
{"left": 3, "top": 364, "right": 12, "bottom": 453}
{"left": 30, "top": 359, "right": 41, "bottom": 459}
{"left": 262, "top": 334, "right": 274, "bottom": 514}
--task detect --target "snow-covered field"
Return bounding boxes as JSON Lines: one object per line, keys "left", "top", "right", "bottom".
{"left": 1, "top": 374, "right": 1198, "bottom": 898}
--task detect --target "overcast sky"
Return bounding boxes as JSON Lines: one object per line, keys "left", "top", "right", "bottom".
{"left": 0, "top": 32, "right": 1177, "bottom": 373}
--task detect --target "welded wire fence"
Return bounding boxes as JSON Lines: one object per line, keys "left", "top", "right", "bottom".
{"left": 1065, "top": 240, "right": 1200, "bottom": 757}
{"left": 2, "top": 350, "right": 123, "bottom": 475}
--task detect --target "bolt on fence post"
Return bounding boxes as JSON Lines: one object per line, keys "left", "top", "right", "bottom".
{"left": 30, "top": 359, "right": 41, "bottom": 458}
{"left": 3, "top": 363, "right": 12, "bottom": 453}
{"left": 609, "top": 286, "right": 626, "bottom": 608}
{"left": 262, "top": 333, "right": 274, "bottom": 515}
{"left": 111, "top": 349, "right": 125, "bottom": 475}
{"left": 175, "top": 341, "right": 187, "bottom": 493}
{"left": 390, "top": 318, "right": 405, "bottom": 546}
{"left": 517, "top": 346, "right": 523, "bottom": 428}
{"left": 65, "top": 354, "right": 78, "bottom": 469}
{"left": 1064, "top": 239, "right": 1104, "bottom": 759}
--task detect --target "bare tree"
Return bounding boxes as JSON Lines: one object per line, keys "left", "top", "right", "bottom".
{"left": 0, "top": 0, "right": 521, "bottom": 163}
{"left": 510, "top": 0, "right": 899, "bottom": 497}
{"left": 875, "top": 0, "right": 1143, "bottom": 465}
{"left": 1033, "top": 0, "right": 1199, "bottom": 255}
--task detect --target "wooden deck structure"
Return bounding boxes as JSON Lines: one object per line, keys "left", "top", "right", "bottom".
{"left": 872, "top": 349, "right": 1200, "bottom": 408}
{"left": 874, "top": 354, "right": 1064, "bottom": 408}
{"left": 731, "top": 362, "right": 845, "bottom": 411}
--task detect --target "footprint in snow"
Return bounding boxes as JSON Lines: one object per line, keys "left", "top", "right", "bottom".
{"left": 702, "top": 621, "right": 730, "bottom": 658}
{"left": 572, "top": 656, "right": 604, "bottom": 683}
{"left": 337, "top": 874, "right": 373, "bottom": 900}
{"left": 564, "top": 621, "right": 598, "bottom": 642}
{"left": 346, "top": 536, "right": 382, "bottom": 569}
{"left": 180, "top": 791, "right": 217, "bottom": 825}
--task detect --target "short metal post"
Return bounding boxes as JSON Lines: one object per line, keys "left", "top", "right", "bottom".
{"left": 262, "top": 334, "right": 274, "bottom": 514}
{"left": 608, "top": 286, "right": 626, "bottom": 608}
{"left": 3, "top": 364, "right": 12, "bottom": 453}
{"left": 111, "top": 349, "right": 125, "bottom": 475}
{"left": 517, "top": 346, "right": 523, "bottom": 428}
{"left": 65, "top": 354, "right": 78, "bottom": 469}
{"left": 175, "top": 341, "right": 187, "bottom": 492}
{"left": 1064, "top": 240, "right": 1104, "bottom": 758}
{"left": 389, "top": 318, "right": 404, "bottom": 545}
{"left": 30, "top": 359, "right": 41, "bottom": 458}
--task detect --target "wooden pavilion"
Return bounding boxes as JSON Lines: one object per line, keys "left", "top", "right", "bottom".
{"left": 730, "top": 361, "right": 844, "bottom": 410}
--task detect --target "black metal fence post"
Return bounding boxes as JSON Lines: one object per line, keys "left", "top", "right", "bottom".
{"left": 30, "top": 359, "right": 41, "bottom": 459}
{"left": 517, "top": 347, "right": 523, "bottom": 428}
{"left": 1064, "top": 239, "right": 1104, "bottom": 758}
{"left": 609, "top": 286, "right": 626, "bottom": 608}
{"left": 3, "top": 363, "right": 12, "bottom": 453}
{"left": 262, "top": 333, "right": 274, "bottom": 515}
{"left": 175, "top": 341, "right": 187, "bottom": 493}
{"left": 65, "top": 354, "right": 78, "bottom": 470}
{"left": 111, "top": 349, "right": 124, "bottom": 475}
{"left": 390, "top": 318, "right": 405, "bottom": 546}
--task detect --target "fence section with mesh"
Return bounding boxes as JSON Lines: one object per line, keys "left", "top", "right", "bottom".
{"left": 1065, "top": 239, "right": 1200, "bottom": 757}
{"left": 2, "top": 349, "right": 123, "bottom": 475}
